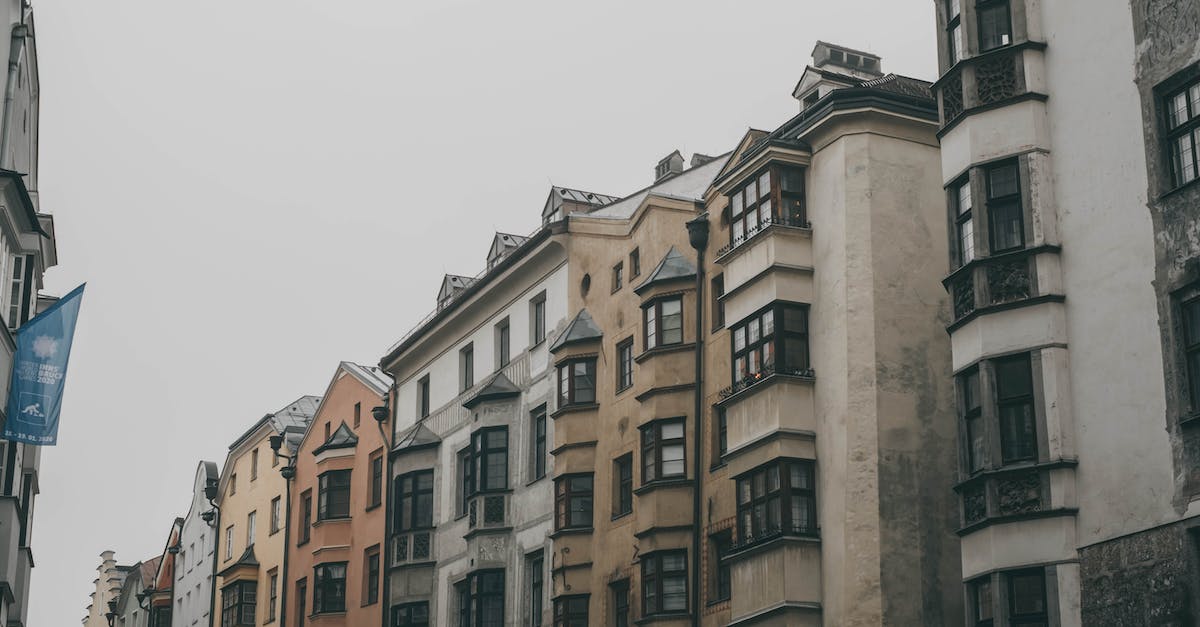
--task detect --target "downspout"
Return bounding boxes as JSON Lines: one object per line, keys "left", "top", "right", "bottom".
{"left": 0, "top": 23, "right": 26, "bottom": 170}
{"left": 205, "top": 498, "right": 221, "bottom": 627}
{"left": 376, "top": 387, "right": 395, "bottom": 627}
{"left": 685, "top": 214, "right": 709, "bottom": 627}
{"left": 279, "top": 464, "right": 293, "bottom": 627}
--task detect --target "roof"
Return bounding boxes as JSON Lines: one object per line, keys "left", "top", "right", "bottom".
{"left": 462, "top": 372, "right": 521, "bottom": 409}
{"left": 228, "top": 395, "right": 320, "bottom": 452}
{"left": 543, "top": 186, "right": 623, "bottom": 217}
{"left": 340, "top": 361, "right": 392, "bottom": 397}
{"left": 392, "top": 422, "right": 442, "bottom": 454}
{"left": 549, "top": 309, "right": 603, "bottom": 353}
{"left": 585, "top": 154, "right": 730, "bottom": 219}
{"left": 313, "top": 421, "right": 358, "bottom": 455}
{"left": 0, "top": 169, "right": 47, "bottom": 236}
{"left": 217, "top": 546, "right": 259, "bottom": 578}
{"left": 859, "top": 74, "right": 934, "bottom": 100}
{"left": 137, "top": 557, "right": 161, "bottom": 586}
{"left": 634, "top": 246, "right": 696, "bottom": 295}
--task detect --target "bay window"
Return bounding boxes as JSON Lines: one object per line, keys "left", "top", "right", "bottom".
{"left": 986, "top": 161, "right": 1023, "bottom": 253}
{"left": 644, "top": 297, "right": 683, "bottom": 349}
{"left": 553, "top": 595, "right": 589, "bottom": 627}
{"left": 641, "top": 551, "right": 687, "bottom": 616}
{"left": 727, "top": 166, "right": 806, "bottom": 249}
{"left": 641, "top": 418, "right": 685, "bottom": 483}
{"left": 731, "top": 302, "right": 810, "bottom": 384}
{"left": 317, "top": 470, "right": 351, "bottom": 520}
{"left": 554, "top": 473, "right": 593, "bottom": 530}
{"left": 736, "top": 459, "right": 817, "bottom": 544}
{"left": 314, "top": 562, "right": 347, "bottom": 614}
{"left": 996, "top": 354, "right": 1036, "bottom": 463}
{"left": 220, "top": 581, "right": 256, "bottom": 627}
{"left": 457, "top": 570, "right": 504, "bottom": 627}
{"left": 393, "top": 470, "right": 434, "bottom": 532}
{"left": 557, "top": 358, "right": 596, "bottom": 406}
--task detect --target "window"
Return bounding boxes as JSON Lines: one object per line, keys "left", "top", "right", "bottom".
{"left": 1184, "top": 295, "right": 1200, "bottom": 409}
{"left": 496, "top": 318, "right": 511, "bottom": 369}
{"left": 614, "top": 454, "right": 633, "bottom": 517}
{"left": 531, "top": 293, "right": 547, "bottom": 346}
{"left": 527, "top": 551, "right": 544, "bottom": 627}
{"left": 7, "top": 254, "right": 30, "bottom": 327}
{"left": 295, "top": 579, "right": 307, "bottom": 627}
{"left": 324, "top": 422, "right": 331, "bottom": 441}
{"left": 736, "top": 459, "right": 817, "bottom": 544}
{"left": 461, "top": 344, "right": 475, "bottom": 391}
{"left": 225, "top": 526, "right": 234, "bottom": 560}
{"left": 611, "top": 580, "right": 630, "bottom": 627}
{"left": 220, "top": 581, "right": 256, "bottom": 627}
{"left": 457, "top": 447, "right": 473, "bottom": 517}
{"left": 996, "top": 354, "right": 1036, "bottom": 463}
{"left": 969, "top": 577, "right": 993, "bottom": 627}
{"left": 616, "top": 339, "right": 634, "bottom": 392}
{"left": 394, "top": 470, "right": 434, "bottom": 532}
{"left": 1166, "top": 78, "right": 1200, "bottom": 188}
{"left": 961, "top": 368, "right": 985, "bottom": 473}
{"left": 246, "top": 511, "right": 256, "bottom": 546}
{"left": 643, "top": 297, "right": 683, "bottom": 349}
{"left": 553, "top": 595, "right": 588, "bottom": 627}
{"left": 641, "top": 419, "right": 686, "bottom": 483}
{"left": 729, "top": 170, "right": 773, "bottom": 245}
{"left": 731, "top": 303, "right": 809, "bottom": 384}
{"left": 270, "top": 497, "right": 281, "bottom": 535}
{"left": 299, "top": 490, "right": 312, "bottom": 544}
{"left": 711, "top": 274, "right": 725, "bottom": 330}
{"left": 230, "top": 473, "right": 237, "bottom": 496}
{"left": 557, "top": 358, "right": 596, "bottom": 406}
{"left": 612, "top": 262, "right": 623, "bottom": 292}
{"left": 986, "top": 161, "right": 1023, "bottom": 253}
{"left": 392, "top": 602, "right": 429, "bottom": 627}
{"left": 531, "top": 406, "right": 547, "bottom": 481}
{"left": 370, "top": 450, "right": 384, "bottom": 508}
{"left": 945, "top": 0, "right": 965, "bottom": 64}
{"left": 457, "top": 570, "right": 505, "bottom": 627}
{"left": 715, "top": 408, "right": 728, "bottom": 458}
{"left": 417, "top": 375, "right": 430, "bottom": 419}
{"left": 364, "top": 546, "right": 381, "bottom": 606}
{"left": 251, "top": 449, "right": 259, "bottom": 481}
{"left": 474, "top": 427, "right": 508, "bottom": 492}
{"left": 554, "top": 474, "right": 593, "bottom": 530}
{"left": 711, "top": 532, "right": 732, "bottom": 603}
{"left": 629, "top": 248, "right": 641, "bottom": 278}
{"left": 642, "top": 551, "right": 687, "bottom": 616}
{"left": 314, "top": 562, "right": 347, "bottom": 614}
{"left": 267, "top": 570, "right": 278, "bottom": 622}
{"left": 953, "top": 178, "right": 974, "bottom": 265}
{"left": 1007, "top": 569, "right": 1047, "bottom": 625}
{"left": 354, "top": 402, "right": 361, "bottom": 428}
{"left": 318, "top": 470, "right": 352, "bottom": 520}
{"left": 977, "top": 0, "right": 1012, "bottom": 51}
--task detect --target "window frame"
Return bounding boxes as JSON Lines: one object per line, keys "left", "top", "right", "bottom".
{"left": 711, "top": 274, "right": 725, "bottom": 331}
{"left": 613, "top": 454, "right": 633, "bottom": 517}
{"left": 531, "top": 405, "right": 548, "bottom": 481}
{"left": 1183, "top": 294, "right": 1200, "bottom": 411}
{"left": 969, "top": 575, "right": 994, "bottom": 627}
{"left": 527, "top": 551, "right": 544, "bottom": 627}
{"left": 641, "top": 550, "right": 688, "bottom": 616}
{"left": 220, "top": 580, "right": 257, "bottom": 627}
{"left": 629, "top": 248, "right": 641, "bottom": 278}
{"left": 1164, "top": 75, "right": 1200, "bottom": 189}
{"left": 976, "top": 0, "right": 1013, "bottom": 52}
{"left": 710, "top": 531, "right": 732, "bottom": 603}
{"left": 995, "top": 354, "right": 1037, "bottom": 464}
{"left": 313, "top": 562, "right": 348, "bottom": 614}
{"left": 496, "top": 318, "right": 511, "bottom": 369}
{"left": 960, "top": 367, "right": 985, "bottom": 473}
{"left": 270, "top": 496, "right": 281, "bottom": 535}
{"left": 611, "top": 579, "right": 631, "bottom": 627}
{"left": 643, "top": 296, "right": 683, "bottom": 350}
{"left": 317, "top": 469, "right": 352, "bottom": 521}
{"left": 556, "top": 358, "right": 597, "bottom": 407}
{"left": 952, "top": 176, "right": 975, "bottom": 266}
{"left": 457, "top": 569, "right": 505, "bottom": 627}
{"left": 531, "top": 293, "right": 547, "bottom": 346}
{"left": 472, "top": 426, "right": 509, "bottom": 493}
{"left": 299, "top": 490, "right": 312, "bottom": 545}
{"left": 246, "top": 510, "right": 256, "bottom": 546}
{"left": 640, "top": 418, "right": 687, "bottom": 484}
{"left": 417, "top": 375, "right": 430, "bottom": 419}
{"left": 612, "top": 261, "right": 623, "bottom": 293}
{"left": 1006, "top": 568, "right": 1048, "bottom": 625}
{"left": 552, "top": 594, "right": 589, "bottom": 627}
{"left": 554, "top": 473, "right": 594, "bottom": 530}
{"left": 616, "top": 338, "right": 634, "bottom": 393}
{"left": 460, "top": 343, "right": 475, "bottom": 392}
{"left": 735, "top": 458, "right": 818, "bottom": 544}
{"left": 268, "top": 570, "right": 278, "bottom": 622}
{"left": 364, "top": 545, "right": 381, "bottom": 606}
{"left": 369, "top": 450, "right": 384, "bottom": 509}
{"left": 391, "top": 601, "right": 430, "bottom": 627}
{"left": 393, "top": 469, "right": 434, "bottom": 532}
{"left": 731, "top": 302, "right": 810, "bottom": 384}
{"left": 946, "top": 0, "right": 964, "bottom": 64}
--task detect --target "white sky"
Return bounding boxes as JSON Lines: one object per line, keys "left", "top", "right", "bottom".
{"left": 30, "top": 1, "right": 936, "bottom": 624}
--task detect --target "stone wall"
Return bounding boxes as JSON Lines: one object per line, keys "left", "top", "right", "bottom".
{"left": 1079, "top": 521, "right": 1197, "bottom": 625}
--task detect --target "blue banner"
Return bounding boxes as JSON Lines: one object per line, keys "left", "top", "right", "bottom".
{"left": 3, "top": 284, "right": 85, "bottom": 446}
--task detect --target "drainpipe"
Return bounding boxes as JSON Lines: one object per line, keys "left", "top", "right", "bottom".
{"left": 373, "top": 388, "right": 394, "bottom": 627}
{"left": 203, "top": 484, "right": 221, "bottom": 627}
{"left": 0, "top": 23, "right": 25, "bottom": 170}
{"left": 685, "top": 214, "right": 709, "bottom": 627}
{"left": 269, "top": 427, "right": 297, "bottom": 627}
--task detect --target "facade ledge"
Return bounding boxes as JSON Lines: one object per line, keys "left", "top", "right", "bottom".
{"left": 633, "top": 524, "right": 694, "bottom": 539}
{"left": 727, "top": 532, "right": 820, "bottom": 561}
{"left": 953, "top": 457, "right": 1079, "bottom": 491}
{"left": 938, "top": 92, "right": 1050, "bottom": 138}
{"left": 550, "top": 560, "right": 593, "bottom": 576}
{"left": 931, "top": 40, "right": 1049, "bottom": 91}
{"left": 549, "top": 440, "right": 597, "bottom": 456}
{"left": 311, "top": 544, "right": 351, "bottom": 557}
{"left": 947, "top": 294, "right": 1066, "bottom": 333}
{"left": 388, "top": 560, "right": 436, "bottom": 571}
{"left": 311, "top": 517, "right": 351, "bottom": 528}
{"left": 714, "top": 220, "right": 812, "bottom": 264}
{"left": 718, "top": 263, "right": 814, "bottom": 305}
{"left": 941, "top": 244, "right": 1062, "bottom": 288}
{"left": 633, "top": 478, "right": 693, "bottom": 496}
{"left": 635, "top": 612, "right": 692, "bottom": 625}
{"left": 957, "top": 507, "right": 1079, "bottom": 537}
{"left": 548, "top": 527, "right": 593, "bottom": 540}
{"left": 634, "top": 383, "right": 695, "bottom": 403}
{"left": 722, "top": 428, "right": 816, "bottom": 465}
{"left": 727, "top": 601, "right": 822, "bottom": 626}
{"left": 716, "top": 370, "right": 815, "bottom": 408}
{"left": 634, "top": 342, "right": 697, "bottom": 364}
{"left": 463, "top": 525, "right": 512, "bottom": 541}
{"left": 550, "top": 403, "right": 599, "bottom": 420}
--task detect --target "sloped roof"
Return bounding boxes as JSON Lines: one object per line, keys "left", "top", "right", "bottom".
{"left": 462, "top": 372, "right": 521, "bottom": 409}
{"left": 137, "top": 557, "right": 161, "bottom": 587}
{"left": 217, "top": 545, "right": 259, "bottom": 578}
{"left": 341, "top": 361, "right": 392, "bottom": 397}
{"left": 313, "top": 421, "right": 358, "bottom": 455}
{"left": 860, "top": 73, "right": 933, "bottom": 99}
{"left": 392, "top": 422, "right": 441, "bottom": 454}
{"left": 269, "top": 395, "right": 321, "bottom": 433}
{"left": 634, "top": 246, "right": 696, "bottom": 295}
{"left": 549, "top": 309, "right": 603, "bottom": 353}
{"left": 585, "top": 154, "right": 730, "bottom": 220}
{"left": 543, "top": 186, "right": 623, "bottom": 218}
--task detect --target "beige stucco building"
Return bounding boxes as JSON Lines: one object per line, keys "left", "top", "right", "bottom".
{"left": 215, "top": 396, "right": 318, "bottom": 627}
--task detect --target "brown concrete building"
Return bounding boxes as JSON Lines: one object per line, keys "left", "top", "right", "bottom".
{"left": 285, "top": 362, "right": 391, "bottom": 627}
{"left": 548, "top": 42, "right": 961, "bottom": 626}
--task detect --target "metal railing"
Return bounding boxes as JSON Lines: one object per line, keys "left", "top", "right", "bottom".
{"left": 718, "top": 363, "right": 815, "bottom": 399}
{"left": 716, "top": 213, "right": 811, "bottom": 258}
{"left": 731, "top": 522, "right": 820, "bottom": 552}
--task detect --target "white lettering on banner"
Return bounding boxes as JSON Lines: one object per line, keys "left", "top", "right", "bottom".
{"left": 16, "top": 362, "right": 63, "bottom": 385}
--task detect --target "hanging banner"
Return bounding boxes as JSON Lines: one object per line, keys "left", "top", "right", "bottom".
{"left": 3, "top": 284, "right": 85, "bottom": 446}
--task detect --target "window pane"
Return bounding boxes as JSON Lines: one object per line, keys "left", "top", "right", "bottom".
{"left": 781, "top": 169, "right": 803, "bottom": 192}
{"left": 760, "top": 199, "right": 772, "bottom": 223}
{"left": 995, "top": 357, "right": 1032, "bottom": 399}
{"left": 745, "top": 181, "right": 757, "bottom": 204}
{"left": 967, "top": 413, "right": 986, "bottom": 472}
{"left": 733, "top": 327, "right": 746, "bottom": 352}
{"left": 1010, "top": 571, "right": 1046, "bottom": 615}
{"left": 1175, "top": 133, "right": 1197, "bottom": 185}
{"left": 661, "top": 421, "right": 684, "bottom": 440}
{"left": 747, "top": 318, "right": 760, "bottom": 343}
{"left": 958, "top": 180, "right": 972, "bottom": 213}
{"left": 1169, "top": 91, "right": 1189, "bottom": 128}
{"left": 952, "top": 24, "right": 964, "bottom": 62}
{"left": 975, "top": 579, "right": 993, "bottom": 620}
{"left": 959, "top": 217, "right": 975, "bottom": 264}
{"left": 661, "top": 443, "right": 685, "bottom": 477}
{"left": 731, "top": 220, "right": 744, "bottom": 242}
{"left": 988, "top": 164, "right": 1019, "bottom": 198}
{"left": 989, "top": 200, "right": 1024, "bottom": 252}
{"left": 783, "top": 307, "right": 807, "bottom": 333}
{"left": 731, "top": 192, "right": 743, "bottom": 217}
{"left": 978, "top": 2, "right": 1011, "bottom": 50}
{"left": 762, "top": 312, "right": 774, "bottom": 337}
{"left": 1000, "top": 403, "right": 1037, "bottom": 462}
{"left": 758, "top": 171, "right": 771, "bottom": 198}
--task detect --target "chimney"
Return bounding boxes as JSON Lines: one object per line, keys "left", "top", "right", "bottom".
{"left": 810, "top": 41, "right": 883, "bottom": 79}
{"left": 655, "top": 150, "right": 685, "bottom": 182}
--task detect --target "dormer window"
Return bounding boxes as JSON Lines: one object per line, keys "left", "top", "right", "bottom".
{"left": 728, "top": 166, "right": 807, "bottom": 248}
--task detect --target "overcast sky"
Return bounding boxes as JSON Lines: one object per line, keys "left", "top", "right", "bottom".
{"left": 30, "top": 1, "right": 936, "bottom": 623}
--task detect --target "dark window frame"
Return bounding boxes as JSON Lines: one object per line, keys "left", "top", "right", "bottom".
{"left": 557, "top": 358, "right": 596, "bottom": 407}
{"left": 364, "top": 545, "right": 381, "bottom": 606}
{"left": 952, "top": 175, "right": 975, "bottom": 266}
{"left": 995, "top": 354, "right": 1036, "bottom": 464}
{"left": 985, "top": 160, "right": 1024, "bottom": 254}
{"left": 960, "top": 367, "right": 985, "bottom": 473}
{"left": 731, "top": 302, "right": 810, "bottom": 384}
{"left": 456, "top": 569, "right": 505, "bottom": 627}
{"left": 612, "top": 579, "right": 631, "bottom": 627}
{"left": 1184, "top": 293, "right": 1200, "bottom": 411}
{"left": 711, "top": 531, "right": 732, "bottom": 603}
{"left": 531, "top": 405, "right": 547, "bottom": 481}
{"left": 641, "top": 550, "right": 688, "bottom": 616}
{"left": 1006, "top": 568, "right": 1048, "bottom": 625}
{"left": 391, "top": 601, "right": 430, "bottom": 627}
{"left": 317, "top": 469, "right": 352, "bottom": 521}
{"left": 711, "top": 274, "right": 725, "bottom": 331}
{"left": 641, "top": 417, "right": 686, "bottom": 484}
{"left": 552, "top": 594, "right": 589, "bottom": 627}
{"left": 735, "top": 458, "right": 818, "bottom": 544}
{"left": 612, "top": 261, "right": 623, "bottom": 293}
{"left": 394, "top": 469, "right": 435, "bottom": 532}
{"left": 220, "top": 580, "right": 256, "bottom": 627}
{"left": 461, "top": 343, "right": 475, "bottom": 392}
{"left": 473, "top": 426, "right": 509, "bottom": 493}
{"left": 643, "top": 296, "right": 683, "bottom": 350}
{"left": 369, "top": 450, "right": 384, "bottom": 509}
{"left": 614, "top": 454, "right": 633, "bottom": 517}
{"left": 1163, "top": 74, "right": 1200, "bottom": 189}
{"left": 496, "top": 318, "right": 511, "bottom": 369}
{"left": 947, "top": 0, "right": 964, "bottom": 64}
{"left": 554, "top": 473, "right": 594, "bottom": 530}
{"left": 528, "top": 551, "right": 544, "bottom": 627}
{"left": 629, "top": 248, "right": 641, "bottom": 278}
{"left": 417, "top": 375, "right": 430, "bottom": 419}
{"left": 976, "top": 0, "right": 1013, "bottom": 52}
{"left": 531, "top": 293, "right": 547, "bottom": 346}
{"left": 616, "top": 338, "right": 634, "bottom": 392}
{"left": 313, "top": 562, "right": 348, "bottom": 614}
{"left": 969, "top": 575, "right": 994, "bottom": 627}
{"left": 299, "top": 490, "right": 312, "bottom": 545}
{"left": 270, "top": 495, "right": 282, "bottom": 535}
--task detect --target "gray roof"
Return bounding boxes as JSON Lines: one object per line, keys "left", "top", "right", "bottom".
{"left": 269, "top": 395, "right": 321, "bottom": 433}
{"left": 634, "top": 246, "right": 696, "bottom": 295}
{"left": 341, "top": 361, "right": 392, "bottom": 396}
{"left": 313, "top": 421, "right": 358, "bottom": 455}
{"left": 549, "top": 309, "right": 603, "bottom": 353}
{"left": 462, "top": 372, "right": 521, "bottom": 409}
{"left": 393, "top": 422, "right": 441, "bottom": 454}
{"left": 543, "top": 186, "right": 622, "bottom": 218}
{"left": 585, "top": 154, "right": 729, "bottom": 220}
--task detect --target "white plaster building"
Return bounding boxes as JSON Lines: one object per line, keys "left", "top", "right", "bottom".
{"left": 81, "top": 551, "right": 131, "bottom": 627}
{"left": 173, "top": 461, "right": 219, "bottom": 627}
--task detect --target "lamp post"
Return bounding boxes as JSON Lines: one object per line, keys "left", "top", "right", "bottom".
{"left": 203, "top": 477, "right": 221, "bottom": 627}
{"left": 372, "top": 393, "right": 392, "bottom": 627}
{"left": 685, "top": 213, "right": 709, "bottom": 627}
{"left": 270, "top": 432, "right": 297, "bottom": 627}
{"left": 105, "top": 598, "right": 118, "bottom": 627}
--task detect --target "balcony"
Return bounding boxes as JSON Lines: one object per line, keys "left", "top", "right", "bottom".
{"left": 719, "top": 363, "right": 814, "bottom": 401}
{"left": 727, "top": 522, "right": 822, "bottom": 626}
{"left": 467, "top": 493, "right": 509, "bottom": 532}
{"left": 715, "top": 213, "right": 811, "bottom": 259}
{"left": 730, "top": 522, "right": 820, "bottom": 554}
{"left": 390, "top": 529, "right": 435, "bottom": 567}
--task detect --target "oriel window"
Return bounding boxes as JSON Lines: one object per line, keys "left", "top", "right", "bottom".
{"left": 996, "top": 354, "right": 1036, "bottom": 463}
{"left": 313, "top": 562, "right": 347, "bottom": 614}
{"left": 317, "top": 470, "right": 352, "bottom": 520}
{"left": 986, "top": 161, "right": 1023, "bottom": 253}
{"left": 977, "top": 0, "right": 1012, "bottom": 52}
{"left": 736, "top": 459, "right": 817, "bottom": 544}
{"left": 947, "top": 0, "right": 964, "bottom": 63}
{"left": 641, "top": 551, "right": 687, "bottom": 616}
{"left": 644, "top": 297, "right": 683, "bottom": 350}
{"left": 641, "top": 418, "right": 686, "bottom": 483}
{"left": 954, "top": 178, "right": 974, "bottom": 265}
{"left": 557, "top": 358, "right": 596, "bottom": 406}
{"left": 554, "top": 473, "right": 593, "bottom": 530}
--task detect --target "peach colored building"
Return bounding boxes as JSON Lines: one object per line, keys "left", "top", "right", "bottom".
{"left": 285, "top": 362, "right": 391, "bottom": 627}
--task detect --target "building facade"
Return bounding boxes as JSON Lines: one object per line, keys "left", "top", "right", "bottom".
{"left": 82, "top": 551, "right": 132, "bottom": 627}
{"left": 382, "top": 228, "right": 569, "bottom": 626}
{"left": 113, "top": 558, "right": 161, "bottom": 627}
{"left": 215, "top": 397, "right": 318, "bottom": 627}
{"left": 173, "top": 461, "right": 219, "bottom": 627}
{"left": 285, "top": 362, "right": 390, "bottom": 627}
{"left": 930, "top": 0, "right": 1200, "bottom": 624}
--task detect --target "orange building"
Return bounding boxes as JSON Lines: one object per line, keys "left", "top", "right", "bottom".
{"left": 286, "top": 362, "right": 391, "bottom": 627}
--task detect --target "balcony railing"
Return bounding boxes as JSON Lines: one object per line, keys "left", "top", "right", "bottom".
{"left": 716, "top": 213, "right": 811, "bottom": 258}
{"left": 467, "top": 493, "right": 509, "bottom": 530}
{"left": 391, "top": 529, "right": 435, "bottom": 566}
{"left": 731, "top": 522, "right": 820, "bottom": 553}
{"left": 719, "top": 363, "right": 815, "bottom": 400}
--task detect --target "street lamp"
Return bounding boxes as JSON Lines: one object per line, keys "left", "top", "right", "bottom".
{"left": 270, "top": 430, "right": 297, "bottom": 627}
{"left": 105, "top": 598, "right": 118, "bottom": 627}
